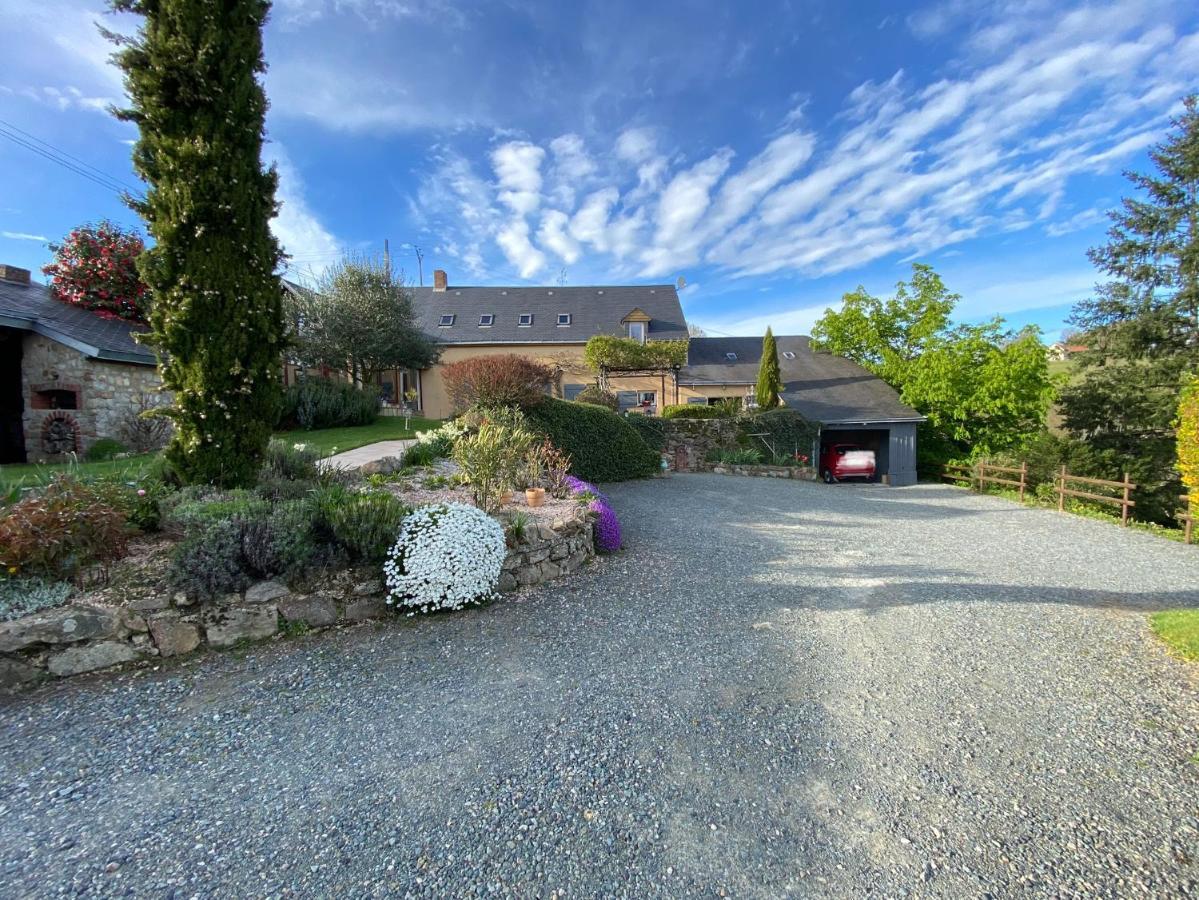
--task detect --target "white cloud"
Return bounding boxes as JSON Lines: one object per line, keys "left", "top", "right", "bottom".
{"left": 537, "top": 210, "right": 581, "bottom": 264}
{"left": 615, "top": 127, "right": 657, "bottom": 163}
{"left": 269, "top": 147, "right": 341, "bottom": 274}
{"left": 492, "top": 141, "right": 546, "bottom": 216}
{"left": 1, "top": 231, "right": 49, "bottom": 242}
{"left": 495, "top": 219, "right": 545, "bottom": 278}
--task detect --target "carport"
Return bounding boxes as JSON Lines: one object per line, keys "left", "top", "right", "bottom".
{"left": 814, "top": 421, "right": 920, "bottom": 485}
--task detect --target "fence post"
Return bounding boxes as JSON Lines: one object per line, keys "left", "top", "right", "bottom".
{"left": 1121, "top": 472, "right": 1131, "bottom": 526}
{"left": 1186, "top": 497, "right": 1194, "bottom": 545}
{"left": 973, "top": 460, "right": 982, "bottom": 493}
{"left": 1019, "top": 461, "right": 1027, "bottom": 504}
{"left": 1057, "top": 465, "right": 1066, "bottom": 512}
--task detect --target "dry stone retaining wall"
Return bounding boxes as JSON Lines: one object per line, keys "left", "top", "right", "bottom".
{"left": 0, "top": 511, "right": 596, "bottom": 692}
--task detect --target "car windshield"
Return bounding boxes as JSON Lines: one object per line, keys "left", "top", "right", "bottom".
{"left": 838, "top": 446, "right": 861, "bottom": 454}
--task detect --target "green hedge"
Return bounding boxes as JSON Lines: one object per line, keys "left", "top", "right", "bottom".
{"left": 625, "top": 413, "right": 666, "bottom": 453}
{"left": 280, "top": 379, "right": 380, "bottom": 430}
{"left": 740, "top": 408, "right": 819, "bottom": 459}
{"left": 661, "top": 404, "right": 727, "bottom": 419}
{"left": 526, "top": 398, "right": 659, "bottom": 482}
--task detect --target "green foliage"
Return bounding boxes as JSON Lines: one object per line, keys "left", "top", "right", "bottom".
{"left": 756, "top": 327, "right": 781, "bottom": 410}
{"left": 1178, "top": 373, "right": 1199, "bottom": 503}
{"left": 811, "top": 263, "right": 1054, "bottom": 462}
{"left": 718, "top": 448, "right": 763, "bottom": 465}
{"left": 504, "top": 510, "right": 531, "bottom": 543}
{"left": 583, "top": 335, "right": 689, "bottom": 371}
{"left": 524, "top": 398, "right": 658, "bottom": 483}
{"left": 169, "top": 520, "right": 248, "bottom": 600}
{"left": 1150, "top": 609, "right": 1199, "bottom": 662}
{"left": 1059, "top": 97, "right": 1199, "bottom": 522}
{"left": 113, "top": 0, "right": 285, "bottom": 487}
{"left": 0, "top": 475, "right": 129, "bottom": 580}
{"left": 321, "top": 490, "right": 409, "bottom": 564}
{"left": 625, "top": 413, "right": 666, "bottom": 453}
{"left": 575, "top": 384, "right": 619, "bottom": 411}
{"left": 403, "top": 441, "right": 445, "bottom": 467}
{"left": 262, "top": 439, "right": 322, "bottom": 482}
{"left": 280, "top": 379, "right": 381, "bottom": 430}
{"left": 238, "top": 500, "right": 324, "bottom": 576}
{"left": 163, "top": 493, "right": 271, "bottom": 533}
{"left": 286, "top": 256, "right": 439, "bottom": 383}
{"left": 741, "top": 408, "right": 819, "bottom": 461}
{"left": 662, "top": 404, "right": 729, "bottom": 419}
{"left": 452, "top": 420, "right": 535, "bottom": 512}
{"left": 85, "top": 438, "right": 128, "bottom": 462}
{"left": 0, "top": 576, "right": 74, "bottom": 622}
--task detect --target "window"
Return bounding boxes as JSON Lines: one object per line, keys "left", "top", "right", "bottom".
{"left": 557, "top": 313, "right": 571, "bottom": 326}
{"left": 628, "top": 321, "right": 646, "bottom": 343}
{"left": 725, "top": 352, "right": 737, "bottom": 361}
{"left": 479, "top": 314, "right": 494, "bottom": 326}
{"left": 616, "top": 391, "right": 639, "bottom": 410}
{"left": 687, "top": 396, "right": 707, "bottom": 405}
{"left": 518, "top": 313, "right": 533, "bottom": 326}
{"left": 782, "top": 350, "right": 796, "bottom": 360}
{"left": 636, "top": 391, "right": 656, "bottom": 410}
{"left": 438, "top": 314, "right": 455, "bottom": 326}
{"left": 563, "top": 383, "right": 586, "bottom": 400}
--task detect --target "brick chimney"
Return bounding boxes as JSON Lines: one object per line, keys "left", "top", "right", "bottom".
{"left": 433, "top": 269, "right": 447, "bottom": 292}
{"left": 0, "top": 264, "right": 31, "bottom": 285}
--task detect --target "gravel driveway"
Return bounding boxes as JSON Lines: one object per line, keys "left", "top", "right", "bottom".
{"left": 2, "top": 475, "right": 1198, "bottom": 897}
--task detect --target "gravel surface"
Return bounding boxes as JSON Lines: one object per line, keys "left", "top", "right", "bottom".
{"left": 1, "top": 475, "right": 1198, "bottom": 897}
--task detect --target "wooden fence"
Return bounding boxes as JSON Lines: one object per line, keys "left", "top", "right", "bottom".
{"left": 1179, "top": 495, "right": 1195, "bottom": 545}
{"left": 940, "top": 461, "right": 1028, "bottom": 501}
{"left": 1054, "top": 467, "right": 1135, "bottom": 526}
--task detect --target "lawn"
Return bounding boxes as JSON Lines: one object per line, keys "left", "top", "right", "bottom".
{"left": 0, "top": 416, "right": 441, "bottom": 490}
{"left": 1150, "top": 610, "right": 1199, "bottom": 662}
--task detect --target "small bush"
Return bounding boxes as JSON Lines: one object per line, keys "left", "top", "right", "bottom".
{"left": 162, "top": 493, "right": 272, "bottom": 533}
{"left": 384, "top": 503, "right": 507, "bottom": 613}
{"left": 85, "top": 438, "right": 128, "bottom": 462}
{"left": 453, "top": 421, "right": 534, "bottom": 512}
{"left": 0, "top": 475, "right": 129, "bottom": 580}
{"left": 323, "top": 491, "right": 409, "bottom": 564}
{"left": 575, "top": 385, "right": 619, "bottom": 411}
{"left": 525, "top": 398, "right": 658, "bottom": 483}
{"left": 625, "top": 414, "right": 666, "bottom": 453}
{"left": 442, "top": 354, "right": 555, "bottom": 411}
{"left": 169, "top": 520, "right": 249, "bottom": 600}
{"left": 255, "top": 473, "right": 322, "bottom": 502}
{"left": 403, "top": 442, "right": 443, "bottom": 467}
{"left": 0, "top": 576, "right": 74, "bottom": 622}
{"left": 590, "top": 499, "right": 622, "bottom": 552}
{"left": 718, "top": 448, "right": 763, "bottom": 465}
{"left": 281, "top": 378, "right": 380, "bottom": 430}
{"left": 238, "top": 500, "right": 325, "bottom": 576}
{"left": 117, "top": 392, "right": 173, "bottom": 453}
{"left": 262, "top": 439, "right": 322, "bottom": 482}
{"left": 662, "top": 404, "right": 727, "bottom": 419}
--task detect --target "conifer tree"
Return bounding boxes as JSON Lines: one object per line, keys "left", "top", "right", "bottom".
{"left": 756, "top": 327, "right": 782, "bottom": 410}
{"left": 110, "top": 0, "right": 284, "bottom": 486}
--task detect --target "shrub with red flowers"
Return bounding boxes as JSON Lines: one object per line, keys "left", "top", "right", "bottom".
{"left": 42, "top": 221, "right": 149, "bottom": 322}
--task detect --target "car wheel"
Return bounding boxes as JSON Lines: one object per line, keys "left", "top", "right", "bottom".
{"left": 822, "top": 469, "right": 835, "bottom": 484}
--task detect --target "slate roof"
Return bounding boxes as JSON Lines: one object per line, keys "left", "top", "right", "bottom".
{"left": 681, "top": 335, "right": 924, "bottom": 425}
{"left": 0, "top": 277, "right": 154, "bottom": 365}
{"left": 406, "top": 283, "right": 689, "bottom": 344}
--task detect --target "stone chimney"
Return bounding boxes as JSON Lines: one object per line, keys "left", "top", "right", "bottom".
{"left": 433, "top": 269, "right": 447, "bottom": 292}
{"left": 0, "top": 264, "right": 31, "bottom": 285}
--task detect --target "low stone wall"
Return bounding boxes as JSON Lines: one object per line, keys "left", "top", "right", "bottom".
{"left": 711, "top": 463, "right": 817, "bottom": 480}
{"left": 661, "top": 418, "right": 741, "bottom": 471}
{"left": 0, "top": 513, "right": 597, "bottom": 692}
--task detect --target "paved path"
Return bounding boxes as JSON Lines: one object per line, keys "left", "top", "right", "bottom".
{"left": 318, "top": 439, "right": 415, "bottom": 471}
{"left": 1, "top": 476, "right": 1198, "bottom": 897}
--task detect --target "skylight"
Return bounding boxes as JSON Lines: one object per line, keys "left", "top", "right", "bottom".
{"left": 438, "top": 314, "right": 455, "bottom": 326}
{"left": 782, "top": 350, "right": 795, "bottom": 359}
{"left": 725, "top": 352, "right": 737, "bottom": 361}
{"left": 557, "top": 313, "right": 571, "bottom": 326}
{"left": 518, "top": 313, "right": 533, "bottom": 326}
{"left": 479, "top": 314, "right": 494, "bottom": 326}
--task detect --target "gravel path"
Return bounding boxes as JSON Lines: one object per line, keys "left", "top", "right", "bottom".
{"left": 2, "top": 475, "right": 1198, "bottom": 897}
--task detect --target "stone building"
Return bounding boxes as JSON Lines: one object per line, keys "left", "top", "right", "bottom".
{"left": 0, "top": 264, "right": 161, "bottom": 464}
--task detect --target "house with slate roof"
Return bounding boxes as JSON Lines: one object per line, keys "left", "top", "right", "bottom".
{"left": 0, "top": 263, "right": 161, "bottom": 464}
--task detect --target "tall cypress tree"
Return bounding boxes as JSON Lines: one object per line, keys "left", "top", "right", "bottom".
{"left": 110, "top": 0, "right": 284, "bottom": 486}
{"left": 1061, "top": 94, "right": 1199, "bottom": 520}
{"left": 756, "top": 326, "right": 782, "bottom": 409}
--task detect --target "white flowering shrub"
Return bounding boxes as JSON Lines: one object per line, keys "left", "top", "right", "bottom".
{"left": 384, "top": 503, "right": 507, "bottom": 613}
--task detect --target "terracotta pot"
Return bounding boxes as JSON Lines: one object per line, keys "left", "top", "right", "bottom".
{"left": 500, "top": 490, "right": 514, "bottom": 504}
{"left": 525, "top": 487, "right": 546, "bottom": 507}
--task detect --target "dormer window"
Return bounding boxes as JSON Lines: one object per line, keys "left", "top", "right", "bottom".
{"left": 479, "top": 314, "right": 494, "bottom": 327}
{"left": 557, "top": 313, "right": 571, "bottom": 326}
{"left": 725, "top": 352, "right": 737, "bottom": 362}
{"left": 628, "top": 321, "right": 646, "bottom": 344}
{"left": 518, "top": 313, "right": 533, "bottom": 327}
{"left": 438, "top": 314, "right": 455, "bottom": 327}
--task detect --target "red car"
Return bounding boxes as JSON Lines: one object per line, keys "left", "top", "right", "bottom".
{"left": 820, "top": 443, "right": 876, "bottom": 483}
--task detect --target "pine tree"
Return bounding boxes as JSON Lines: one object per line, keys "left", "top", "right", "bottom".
{"left": 1061, "top": 94, "right": 1199, "bottom": 520}
{"left": 110, "top": 0, "right": 284, "bottom": 486}
{"left": 756, "top": 327, "right": 781, "bottom": 410}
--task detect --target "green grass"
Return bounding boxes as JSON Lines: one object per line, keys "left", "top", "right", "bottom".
{"left": 0, "top": 416, "right": 442, "bottom": 490}
{"left": 1149, "top": 610, "right": 1199, "bottom": 662}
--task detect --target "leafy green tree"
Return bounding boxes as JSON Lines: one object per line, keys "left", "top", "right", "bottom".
{"left": 1176, "top": 373, "right": 1199, "bottom": 504}
{"left": 1060, "top": 95, "right": 1199, "bottom": 520}
{"left": 755, "top": 327, "right": 781, "bottom": 409}
{"left": 110, "top": 0, "right": 284, "bottom": 487}
{"left": 286, "top": 257, "right": 439, "bottom": 385}
{"left": 811, "top": 264, "right": 1054, "bottom": 462}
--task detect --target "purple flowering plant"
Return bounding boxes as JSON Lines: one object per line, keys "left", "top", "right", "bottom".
{"left": 565, "top": 475, "right": 621, "bottom": 552}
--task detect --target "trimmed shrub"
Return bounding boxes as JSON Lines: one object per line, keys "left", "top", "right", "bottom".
{"left": 0, "top": 475, "right": 129, "bottom": 580}
{"left": 85, "top": 438, "right": 128, "bottom": 462}
{"left": 662, "top": 404, "right": 727, "bottom": 419}
{"left": 575, "top": 385, "right": 619, "bottom": 411}
{"left": 323, "top": 491, "right": 410, "bottom": 564}
{"left": 169, "top": 520, "right": 248, "bottom": 599}
{"left": 525, "top": 398, "right": 658, "bottom": 483}
{"left": 625, "top": 414, "right": 666, "bottom": 453}
{"left": 441, "top": 354, "right": 555, "bottom": 411}
{"left": 384, "top": 503, "right": 507, "bottom": 613}
{"left": 281, "top": 379, "right": 380, "bottom": 430}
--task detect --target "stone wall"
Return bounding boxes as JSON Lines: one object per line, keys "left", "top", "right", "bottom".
{"left": 20, "top": 334, "right": 165, "bottom": 462}
{"left": 0, "top": 513, "right": 597, "bottom": 692}
{"left": 710, "top": 463, "right": 817, "bottom": 480}
{"left": 660, "top": 418, "right": 742, "bottom": 471}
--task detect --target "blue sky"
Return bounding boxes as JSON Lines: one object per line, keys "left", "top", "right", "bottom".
{"left": 2, "top": 0, "right": 1198, "bottom": 342}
